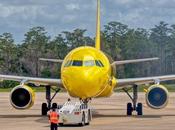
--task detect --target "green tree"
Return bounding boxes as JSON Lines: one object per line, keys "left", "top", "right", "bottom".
{"left": 103, "top": 21, "right": 128, "bottom": 60}
{"left": 63, "top": 29, "right": 94, "bottom": 51}
{"left": 150, "top": 21, "right": 171, "bottom": 75}
{"left": 123, "top": 28, "right": 156, "bottom": 77}
{"left": 0, "top": 33, "right": 19, "bottom": 74}
{"left": 19, "top": 27, "right": 50, "bottom": 76}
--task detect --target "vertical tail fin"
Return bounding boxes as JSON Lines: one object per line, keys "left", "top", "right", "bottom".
{"left": 95, "top": 0, "right": 101, "bottom": 50}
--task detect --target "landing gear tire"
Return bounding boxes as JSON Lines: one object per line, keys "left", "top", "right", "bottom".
{"left": 42, "top": 103, "right": 48, "bottom": 116}
{"left": 52, "top": 103, "right": 58, "bottom": 109}
{"left": 88, "top": 109, "right": 92, "bottom": 121}
{"left": 79, "top": 113, "right": 85, "bottom": 126}
{"left": 85, "top": 110, "right": 91, "bottom": 125}
{"left": 59, "top": 123, "right": 63, "bottom": 126}
{"left": 127, "top": 102, "right": 143, "bottom": 116}
{"left": 127, "top": 103, "right": 133, "bottom": 116}
{"left": 136, "top": 103, "right": 143, "bottom": 115}
{"left": 58, "top": 105, "right": 63, "bottom": 109}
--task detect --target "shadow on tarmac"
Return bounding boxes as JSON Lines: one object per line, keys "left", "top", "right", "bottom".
{"left": 0, "top": 115, "right": 42, "bottom": 118}
{"left": 58, "top": 125, "right": 85, "bottom": 127}
{"left": 93, "top": 113, "right": 175, "bottom": 119}
{"left": 1, "top": 114, "right": 175, "bottom": 119}
{"left": 36, "top": 118, "right": 85, "bottom": 128}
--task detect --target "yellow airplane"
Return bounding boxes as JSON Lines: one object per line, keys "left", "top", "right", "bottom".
{"left": 0, "top": 0, "right": 175, "bottom": 116}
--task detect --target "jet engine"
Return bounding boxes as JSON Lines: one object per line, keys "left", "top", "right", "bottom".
{"left": 146, "top": 85, "right": 169, "bottom": 109}
{"left": 10, "top": 85, "right": 35, "bottom": 109}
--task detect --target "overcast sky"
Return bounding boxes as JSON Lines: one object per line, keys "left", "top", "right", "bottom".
{"left": 0, "top": 0, "right": 175, "bottom": 43}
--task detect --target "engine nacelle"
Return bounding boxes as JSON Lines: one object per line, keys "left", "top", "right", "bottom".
{"left": 146, "top": 85, "right": 169, "bottom": 109}
{"left": 10, "top": 85, "right": 35, "bottom": 109}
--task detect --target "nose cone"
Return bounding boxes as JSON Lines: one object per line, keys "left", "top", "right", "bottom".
{"left": 60, "top": 46, "right": 111, "bottom": 99}
{"left": 61, "top": 67, "right": 108, "bottom": 99}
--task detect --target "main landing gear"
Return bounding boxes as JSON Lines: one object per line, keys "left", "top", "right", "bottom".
{"left": 123, "top": 85, "right": 143, "bottom": 116}
{"left": 41, "top": 85, "right": 61, "bottom": 116}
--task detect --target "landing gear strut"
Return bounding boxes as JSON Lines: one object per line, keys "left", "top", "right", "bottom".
{"left": 123, "top": 85, "right": 143, "bottom": 116}
{"left": 41, "top": 85, "right": 60, "bottom": 116}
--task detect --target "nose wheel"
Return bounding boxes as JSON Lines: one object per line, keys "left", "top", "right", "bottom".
{"left": 123, "top": 85, "right": 143, "bottom": 116}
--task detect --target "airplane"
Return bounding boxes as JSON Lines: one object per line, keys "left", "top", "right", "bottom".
{"left": 1, "top": 0, "right": 175, "bottom": 117}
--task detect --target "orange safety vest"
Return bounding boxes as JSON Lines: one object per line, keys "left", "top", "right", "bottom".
{"left": 49, "top": 111, "right": 59, "bottom": 124}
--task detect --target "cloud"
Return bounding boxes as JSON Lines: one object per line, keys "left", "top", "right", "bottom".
{"left": 65, "top": 3, "right": 80, "bottom": 11}
{"left": 0, "top": 0, "right": 174, "bottom": 43}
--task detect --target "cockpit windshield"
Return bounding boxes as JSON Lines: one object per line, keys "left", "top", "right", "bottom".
{"left": 84, "top": 60, "right": 95, "bottom": 67}
{"left": 72, "top": 60, "right": 83, "bottom": 66}
{"left": 64, "top": 60, "right": 104, "bottom": 67}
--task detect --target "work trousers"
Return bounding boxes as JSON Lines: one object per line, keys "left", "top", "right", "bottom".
{"left": 50, "top": 123, "right": 58, "bottom": 130}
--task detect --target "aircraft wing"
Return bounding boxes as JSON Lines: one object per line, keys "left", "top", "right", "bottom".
{"left": 0, "top": 74, "right": 63, "bottom": 87}
{"left": 117, "top": 75, "right": 175, "bottom": 89}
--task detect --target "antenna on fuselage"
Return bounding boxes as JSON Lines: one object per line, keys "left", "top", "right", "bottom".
{"left": 95, "top": 0, "right": 101, "bottom": 50}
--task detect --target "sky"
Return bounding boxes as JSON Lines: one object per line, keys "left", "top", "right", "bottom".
{"left": 0, "top": 0, "right": 175, "bottom": 43}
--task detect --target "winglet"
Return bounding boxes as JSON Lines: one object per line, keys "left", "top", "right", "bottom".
{"left": 95, "top": 0, "right": 101, "bottom": 50}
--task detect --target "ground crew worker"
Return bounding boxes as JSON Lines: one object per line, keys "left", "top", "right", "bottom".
{"left": 49, "top": 108, "right": 59, "bottom": 130}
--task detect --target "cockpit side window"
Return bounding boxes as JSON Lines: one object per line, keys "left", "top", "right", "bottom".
{"left": 64, "top": 60, "right": 72, "bottom": 67}
{"left": 84, "top": 60, "right": 95, "bottom": 67}
{"left": 72, "top": 60, "right": 83, "bottom": 66}
{"left": 95, "top": 60, "right": 101, "bottom": 67}
{"left": 95, "top": 60, "right": 104, "bottom": 67}
{"left": 98, "top": 60, "right": 104, "bottom": 67}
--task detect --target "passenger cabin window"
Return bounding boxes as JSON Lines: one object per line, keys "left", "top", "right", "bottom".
{"left": 84, "top": 60, "right": 95, "bottom": 67}
{"left": 72, "top": 60, "right": 83, "bottom": 66}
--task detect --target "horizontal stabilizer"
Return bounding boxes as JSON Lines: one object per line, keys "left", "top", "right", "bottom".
{"left": 39, "top": 58, "right": 63, "bottom": 63}
{"left": 111, "top": 57, "right": 159, "bottom": 66}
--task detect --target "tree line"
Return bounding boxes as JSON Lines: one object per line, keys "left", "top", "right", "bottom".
{"left": 0, "top": 21, "right": 175, "bottom": 87}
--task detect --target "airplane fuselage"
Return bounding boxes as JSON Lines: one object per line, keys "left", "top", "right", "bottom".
{"left": 61, "top": 46, "right": 117, "bottom": 99}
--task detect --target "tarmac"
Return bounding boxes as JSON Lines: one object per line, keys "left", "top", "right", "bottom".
{"left": 1, "top": 92, "right": 175, "bottom": 130}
